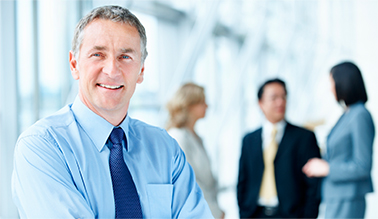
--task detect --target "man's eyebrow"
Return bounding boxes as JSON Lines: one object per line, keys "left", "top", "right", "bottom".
{"left": 93, "top": 46, "right": 107, "bottom": 51}
{"left": 120, "top": 48, "right": 136, "bottom": 53}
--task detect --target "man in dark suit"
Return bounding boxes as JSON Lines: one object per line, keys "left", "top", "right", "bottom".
{"left": 237, "top": 78, "right": 321, "bottom": 218}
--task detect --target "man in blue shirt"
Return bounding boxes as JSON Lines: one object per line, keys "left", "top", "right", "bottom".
{"left": 12, "top": 5, "right": 213, "bottom": 218}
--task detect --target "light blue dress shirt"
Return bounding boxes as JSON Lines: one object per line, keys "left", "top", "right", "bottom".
{"left": 12, "top": 97, "right": 213, "bottom": 218}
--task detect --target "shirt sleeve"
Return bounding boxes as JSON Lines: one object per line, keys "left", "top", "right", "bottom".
{"left": 169, "top": 138, "right": 214, "bottom": 219}
{"left": 12, "top": 134, "right": 95, "bottom": 218}
{"left": 169, "top": 129, "right": 208, "bottom": 188}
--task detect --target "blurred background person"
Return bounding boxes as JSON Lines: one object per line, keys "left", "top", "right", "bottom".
{"left": 303, "top": 61, "right": 375, "bottom": 219}
{"left": 166, "top": 83, "right": 224, "bottom": 219}
{"left": 237, "top": 78, "right": 321, "bottom": 218}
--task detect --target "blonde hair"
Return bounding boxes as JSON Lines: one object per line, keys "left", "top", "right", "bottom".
{"left": 166, "top": 83, "right": 205, "bottom": 129}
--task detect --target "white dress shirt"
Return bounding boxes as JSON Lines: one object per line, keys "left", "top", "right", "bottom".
{"left": 258, "top": 119, "right": 287, "bottom": 207}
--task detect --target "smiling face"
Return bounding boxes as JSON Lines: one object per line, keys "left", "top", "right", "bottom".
{"left": 69, "top": 19, "right": 144, "bottom": 125}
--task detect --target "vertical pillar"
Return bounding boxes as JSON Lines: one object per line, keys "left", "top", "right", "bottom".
{"left": 0, "top": 1, "right": 20, "bottom": 217}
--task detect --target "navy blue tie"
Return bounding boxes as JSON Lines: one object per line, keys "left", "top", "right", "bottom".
{"left": 109, "top": 127, "right": 143, "bottom": 218}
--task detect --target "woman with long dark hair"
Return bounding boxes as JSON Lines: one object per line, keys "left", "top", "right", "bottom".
{"left": 303, "top": 61, "right": 375, "bottom": 218}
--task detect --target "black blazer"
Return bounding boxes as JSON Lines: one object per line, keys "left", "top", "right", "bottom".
{"left": 237, "top": 123, "right": 321, "bottom": 218}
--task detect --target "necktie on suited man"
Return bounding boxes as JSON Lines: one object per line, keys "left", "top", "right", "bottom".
{"left": 259, "top": 126, "right": 278, "bottom": 201}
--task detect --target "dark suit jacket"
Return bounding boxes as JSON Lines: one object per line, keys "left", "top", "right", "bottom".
{"left": 237, "top": 122, "right": 321, "bottom": 218}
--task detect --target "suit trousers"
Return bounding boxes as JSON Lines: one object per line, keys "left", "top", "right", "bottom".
{"left": 325, "top": 197, "right": 366, "bottom": 219}
{"left": 251, "top": 206, "right": 281, "bottom": 218}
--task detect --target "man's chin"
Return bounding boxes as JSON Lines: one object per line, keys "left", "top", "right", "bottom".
{"left": 100, "top": 102, "right": 124, "bottom": 111}
{"left": 93, "top": 98, "right": 124, "bottom": 110}
{"left": 274, "top": 115, "right": 285, "bottom": 122}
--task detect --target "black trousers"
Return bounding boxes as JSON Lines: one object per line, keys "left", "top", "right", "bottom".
{"left": 251, "top": 206, "right": 281, "bottom": 218}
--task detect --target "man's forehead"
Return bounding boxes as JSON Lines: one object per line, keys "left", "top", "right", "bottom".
{"left": 85, "top": 18, "right": 136, "bottom": 32}
{"left": 264, "top": 86, "right": 285, "bottom": 92}
{"left": 90, "top": 45, "right": 136, "bottom": 53}
{"left": 80, "top": 20, "right": 141, "bottom": 51}
{"left": 262, "top": 84, "right": 286, "bottom": 99}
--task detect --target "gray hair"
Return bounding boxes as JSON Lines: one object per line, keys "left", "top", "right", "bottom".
{"left": 71, "top": 5, "right": 148, "bottom": 63}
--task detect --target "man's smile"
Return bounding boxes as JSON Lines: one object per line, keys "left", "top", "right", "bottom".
{"left": 97, "top": 83, "right": 124, "bottom": 89}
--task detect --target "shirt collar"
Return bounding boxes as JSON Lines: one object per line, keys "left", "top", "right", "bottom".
{"left": 117, "top": 114, "right": 131, "bottom": 151}
{"left": 71, "top": 96, "right": 130, "bottom": 152}
{"left": 346, "top": 101, "right": 364, "bottom": 112}
{"left": 262, "top": 119, "right": 286, "bottom": 140}
{"left": 263, "top": 119, "right": 286, "bottom": 132}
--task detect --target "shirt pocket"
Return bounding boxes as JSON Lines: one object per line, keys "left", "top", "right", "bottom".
{"left": 147, "top": 184, "right": 173, "bottom": 218}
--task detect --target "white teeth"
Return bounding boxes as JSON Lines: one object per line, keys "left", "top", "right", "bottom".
{"left": 98, "top": 84, "right": 123, "bottom": 89}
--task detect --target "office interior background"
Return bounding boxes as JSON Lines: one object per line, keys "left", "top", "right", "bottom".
{"left": 1, "top": 0, "right": 378, "bottom": 218}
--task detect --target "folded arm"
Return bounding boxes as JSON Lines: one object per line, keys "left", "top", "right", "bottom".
{"left": 12, "top": 134, "right": 94, "bottom": 218}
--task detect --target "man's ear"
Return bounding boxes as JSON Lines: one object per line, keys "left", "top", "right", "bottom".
{"left": 258, "top": 99, "right": 263, "bottom": 110}
{"left": 69, "top": 51, "right": 79, "bottom": 80}
{"left": 136, "top": 65, "right": 145, "bottom": 84}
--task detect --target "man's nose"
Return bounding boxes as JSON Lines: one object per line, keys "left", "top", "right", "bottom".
{"left": 275, "top": 96, "right": 286, "bottom": 105}
{"left": 103, "top": 57, "right": 120, "bottom": 77}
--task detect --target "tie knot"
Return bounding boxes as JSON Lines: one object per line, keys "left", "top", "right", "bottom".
{"left": 271, "top": 126, "right": 277, "bottom": 138}
{"left": 109, "top": 127, "right": 124, "bottom": 145}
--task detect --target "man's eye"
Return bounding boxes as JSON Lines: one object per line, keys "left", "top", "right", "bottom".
{"left": 122, "top": 55, "right": 130, "bottom": 59}
{"left": 93, "top": 53, "right": 100, "bottom": 57}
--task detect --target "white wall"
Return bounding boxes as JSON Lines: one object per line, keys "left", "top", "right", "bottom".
{"left": 354, "top": 1, "right": 378, "bottom": 218}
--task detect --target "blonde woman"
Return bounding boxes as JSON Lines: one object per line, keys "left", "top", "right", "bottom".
{"left": 167, "top": 83, "right": 224, "bottom": 219}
